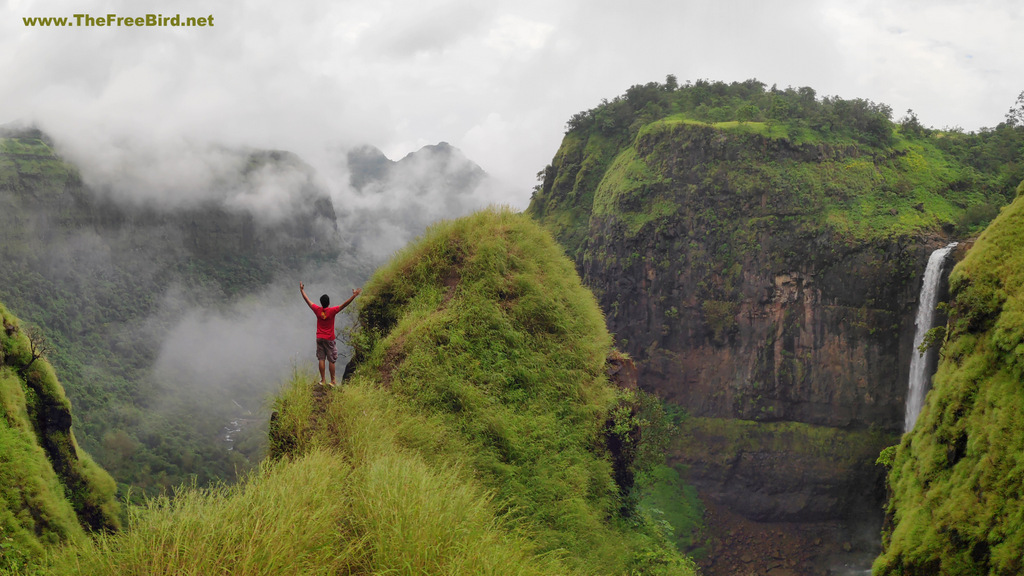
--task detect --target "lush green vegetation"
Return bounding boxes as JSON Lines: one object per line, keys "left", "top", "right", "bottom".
{"left": 22, "top": 209, "right": 697, "bottom": 575}
{"left": 682, "top": 417, "right": 894, "bottom": 467}
{"left": 635, "top": 463, "right": 705, "bottom": 556}
{"left": 530, "top": 77, "right": 1023, "bottom": 259}
{"left": 875, "top": 185, "right": 1024, "bottom": 575}
{"left": 0, "top": 302, "right": 119, "bottom": 572}
{"left": 274, "top": 208, "right": 695, "bottom": 574}
{"left": 36, "top": 446, "right": 573, "bottom": 576}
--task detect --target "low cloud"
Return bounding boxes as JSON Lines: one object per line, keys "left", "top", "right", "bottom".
{"left": 6, "top": 0, "right": 1019, "bottom": 211}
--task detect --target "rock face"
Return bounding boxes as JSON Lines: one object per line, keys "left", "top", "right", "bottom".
{"left": 582, "top": 197, "right": 929, "bottom": 529}
{"left": 588, "top": 222, "right": 930, "bottom": 432}
{"left": 528, "top": 105, "right": 999, "bottom": 567}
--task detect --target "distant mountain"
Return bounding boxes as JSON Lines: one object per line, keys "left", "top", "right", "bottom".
{"left": 0, "top": 127, "right": 495, "bottom": 494}
{"left": 340, "top": 141, "right": 492, "bottom": 259}
{"left": 347, "top": 141, "right": 486, "bottom": 195}
{"left": 346, "top": 144, "right": 393, "bottom": 190}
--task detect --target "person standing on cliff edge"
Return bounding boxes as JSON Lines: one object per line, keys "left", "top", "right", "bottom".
{"left": 300, "top": 282, "right": 361, "bottom": 386}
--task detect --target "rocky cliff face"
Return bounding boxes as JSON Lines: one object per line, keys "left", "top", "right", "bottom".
{"left": 529, "top": 108, "right": 999, "bottom": 572}
{"left": 568, "top": 124, "right": 952, "bottom": 527}
{"left": 587, "top": 220, "right": 931, "bottom": 432}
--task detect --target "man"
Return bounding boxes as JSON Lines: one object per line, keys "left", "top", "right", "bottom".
{"left": 300, "top": 281, "right": 361, "bottom": 386}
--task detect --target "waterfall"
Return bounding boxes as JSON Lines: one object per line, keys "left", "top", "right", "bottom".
{"left": 904, "top": 242, "right": 958, "bottom": 433}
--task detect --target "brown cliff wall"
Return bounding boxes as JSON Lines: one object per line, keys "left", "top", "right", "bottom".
{"left": 530, "top": 120, "right": 971, "bottom": 533}
{"left": 585, "top": 221, "right": 943, "bottom": 432}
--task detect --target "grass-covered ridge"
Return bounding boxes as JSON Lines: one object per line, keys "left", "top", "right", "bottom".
{"left": 275, "top": 207, "right": 695, "bottom": 574}
{"left": 30, "top": 208, "right": 695, "bottom": 575}
{"left": 0, "top": 302, "right": 119, "bottom": 572}
{"left": 530, "top": 78, "right": 1022, "bottom": 258}
{"left": 875, "top": 183, "right": 1024, "bottom": 575}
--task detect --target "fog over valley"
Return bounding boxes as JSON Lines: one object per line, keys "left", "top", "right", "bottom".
{"left": 0, "top": 125, "right": 499, "bottom": 490}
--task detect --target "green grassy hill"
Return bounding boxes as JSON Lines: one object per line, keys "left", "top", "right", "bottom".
{"left": 27, "top": 208, "right": 695, "bottom": 575}
{"left": 875, "top": 182, "right": 1024, "bottom": 575}
{"left": 0, "top": 303, "right": 119, "bottom": 571}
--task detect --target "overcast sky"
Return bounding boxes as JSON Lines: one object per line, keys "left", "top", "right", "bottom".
{"left": 3, "top": 0, "right": 1022, "bottom": 209}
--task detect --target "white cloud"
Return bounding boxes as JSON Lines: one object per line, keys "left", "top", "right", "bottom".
{"left": 3, "top": 0, "right": 1022, "bottom": 209}
{"left": 821, "top": 1, "right": 1024, "bottom": 128}
{"left": 484, "top": 14, "right": 554, "bottom": 57}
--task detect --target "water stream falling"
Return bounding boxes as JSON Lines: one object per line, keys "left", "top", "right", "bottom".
{"left": 904, "top": 242, "right": 958, "bottom": 433}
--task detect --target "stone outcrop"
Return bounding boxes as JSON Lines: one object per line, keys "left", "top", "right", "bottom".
{"left": 587, "top": 223, "right": 937, "bottom": 433}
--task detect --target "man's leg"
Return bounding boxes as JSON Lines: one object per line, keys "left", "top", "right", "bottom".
{"left": 329, "top": 361, "right": 337, "bottom": 385}
{"left": 318, "top": 359, "right": 327, "bottom": 385}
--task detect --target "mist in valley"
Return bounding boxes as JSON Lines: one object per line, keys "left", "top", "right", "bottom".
{"left": 0, "top": 122, "right": 506, "bottom": 491}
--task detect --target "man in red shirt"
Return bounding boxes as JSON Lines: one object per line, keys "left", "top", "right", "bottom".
{"left": 300, "top": 281, "right": 361, "bottom": 386}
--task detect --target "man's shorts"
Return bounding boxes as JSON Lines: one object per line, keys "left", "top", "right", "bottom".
{"left": 316, "top": 338, "right": 338, "bottom": 363}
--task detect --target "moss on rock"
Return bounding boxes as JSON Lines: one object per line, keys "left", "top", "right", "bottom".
{"left": 0, "top": 302, "right": 120, "bottom": 570}
{"left": 876, "top": 188, "right": 1024, "bottom": 575}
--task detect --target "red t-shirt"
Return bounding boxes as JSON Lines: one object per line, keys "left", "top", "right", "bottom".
{"left": 308, "top": 304, "right": 342, "bottom": 340}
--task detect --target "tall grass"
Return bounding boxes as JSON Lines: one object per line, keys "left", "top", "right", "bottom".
{"left": 38, "top": 443, "right": 563, "bottom": 576}
{"left": 45, "top": 451, "right": 353, "bottom": 575}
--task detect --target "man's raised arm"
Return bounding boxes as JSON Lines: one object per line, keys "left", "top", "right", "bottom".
{"left": 338, "top": 288, "right": 362, "bottom": 311}
{"left": 299, "top": 281, "right": 316, "bottom": 310}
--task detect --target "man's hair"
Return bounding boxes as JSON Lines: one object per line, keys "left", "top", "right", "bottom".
{"left": 320, "top": 294, "right": 330, "bottom": 307}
